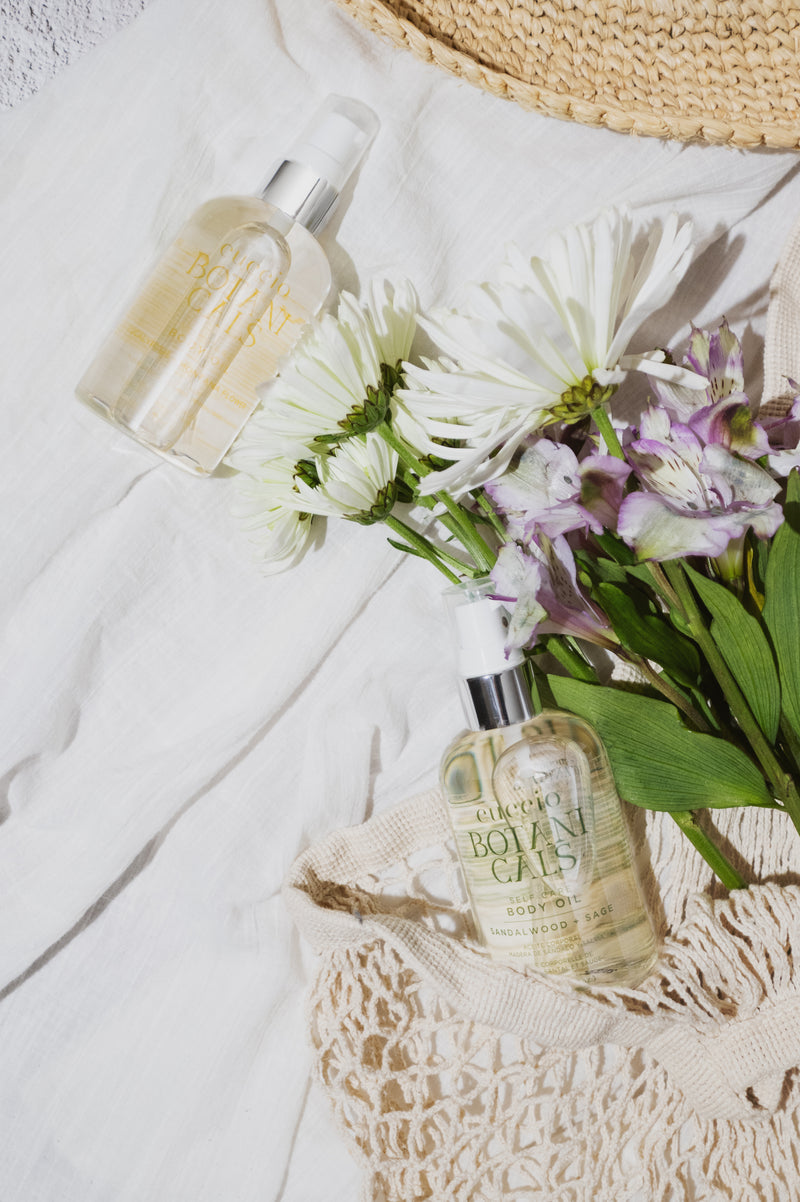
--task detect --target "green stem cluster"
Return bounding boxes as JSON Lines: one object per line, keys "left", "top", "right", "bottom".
{"left": 377, "top": 420, "right": 496, "bottom": 581}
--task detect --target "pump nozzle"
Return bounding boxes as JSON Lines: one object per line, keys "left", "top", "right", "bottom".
{"left": 260, "top": 95, "right": 379, "bottom": 235}
{"left": 445, "top": 580, "right": 531, "bottom": 731}
{"left": 446, "top": 579, "right": 524, "bottom": 679}
{"left": 290, "top": 96, "right": 378, "bottom": 192}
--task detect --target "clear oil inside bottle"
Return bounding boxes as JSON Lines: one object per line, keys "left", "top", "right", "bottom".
{"left": 76, "top": 196, "right": 331, "bottom": 475}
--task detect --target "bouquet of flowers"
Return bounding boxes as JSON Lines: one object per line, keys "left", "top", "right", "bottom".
{"left": 229, "top": 207, "right": 800, "bottom": 889}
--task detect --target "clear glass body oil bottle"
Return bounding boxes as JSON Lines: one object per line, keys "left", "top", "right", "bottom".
{"left": 441, "top": 581, "right": 657, "bottom": 986}
{"left": 76, "top": 96, "right": 378, "bottom": 475}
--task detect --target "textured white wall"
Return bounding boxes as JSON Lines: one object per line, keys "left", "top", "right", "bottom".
{"left": 1, "top": 0, "right": 151, "bottom": 108}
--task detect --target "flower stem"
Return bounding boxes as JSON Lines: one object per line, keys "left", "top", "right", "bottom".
{"left": 377, "top": 420, "right": 431, "bottom": 479}
{"left": 384, "top": 514, "right": 461, "bottom": 584}
{"left": 645, "top": 561, "right": 682, "bottom": 611}
{"left": 377, "top": 421, "right": 496, "bottom": 573}
{"left": 670, "top": 811, "right": 748, "bottom": 890}
{"left": 591, "top": 404, "right": 625, "bottom": 461}
{"left": 626, "top": 653, "right": 714, "bottom": 734}
{"left": 435, "top": 493, "right": 496, "bottom": 573}
{"left": 473, "top": 490, "right": 507, "bottom": 538}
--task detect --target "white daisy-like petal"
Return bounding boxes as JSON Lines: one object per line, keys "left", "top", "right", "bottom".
{"left": 367, "top": 277, "right": 419, "bottom": 364}
{"left": 608, "top": 212, "right": 694, "bottom": 364}
{"left": 595, "top": 350, "right": 708, "bottom": 390}
{"left": 307, "top": 433, "right": 399, "bottom": 519}
{"left": 235, "top": 278, "right": 419, "bottom": 454}
{"left": 228, "top": 279, "right": 417, "bottom": 566}
{"left": 230, "top": 454, "right": 319, "bottom": 573}
{"left": 416, "top": 418, "right": 533, "bottom": 498}
{"left": 398, "top": 206, "right": 702, "bottom": 496}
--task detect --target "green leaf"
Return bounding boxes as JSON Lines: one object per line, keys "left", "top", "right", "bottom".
{"left": 386, "top": 538, "right": 423, "bottom": 559}
{"left": 547, "top": 676, "right": 775, "bottom": 811}
{"left": 539, "top": 635, "right": 599, "bottom": 683}
{"left": 574, "top": 550, "right": 628, "bottom": 586}
{"left": 764, "top": 469, "right": 800, "bottom": 739}
{"left": 596, "top": 582, "right": 702, "bottom": 687}
{"left": 625, "top": 562, "right": 669, "bottom": 590}
{"left": 594, "top": 530, "right": 636, "bottom": 565}
{"left": 684, "top": 563, "right": 780, "bottom": 742}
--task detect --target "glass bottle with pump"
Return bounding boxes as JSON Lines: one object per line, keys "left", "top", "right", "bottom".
{"left": 440, "top": 580, "right": 657, "bottom": 987}
{"left": 76, "top": 95, "right": 378, "bottom": 475}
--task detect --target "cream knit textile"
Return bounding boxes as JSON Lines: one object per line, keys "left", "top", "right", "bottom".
{"left": 763, "top": 212, "right": 800, "bottom": 415}
{"left": 285, "top": 216, "right": 800, "bottom": 1200}
{"left": 286, "top": 793, "right": 800, "bottom": 1200}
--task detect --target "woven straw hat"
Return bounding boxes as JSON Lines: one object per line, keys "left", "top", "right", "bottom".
{"left": 334, "top": 0, "right": 800, "bottom": 149}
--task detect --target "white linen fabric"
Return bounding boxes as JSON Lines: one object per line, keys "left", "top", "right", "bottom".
{"left": 1, "top": 1, "right": 800, "bottom": 1198}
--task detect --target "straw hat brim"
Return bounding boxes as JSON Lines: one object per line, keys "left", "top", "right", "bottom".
{"left": 334, "top": 0, "right": 800, "bottom": 149}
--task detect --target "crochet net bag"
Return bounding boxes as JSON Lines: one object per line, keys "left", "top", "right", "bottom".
{"left": 332, "top": 0, "right": 800, "bottom": 149}
{"left": 286, "top": 794, "right": 800, "bottom": 1200}
{"left": 284, "top": 217, "right": 800, "bottom": 1199}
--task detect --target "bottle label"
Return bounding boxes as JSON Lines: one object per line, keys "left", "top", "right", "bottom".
{"left": 78, "top": 201, "right": 330, "bottom": 475}
{"left": 112, "top": 229, "right": 304, "bottom": 467}
{"left": 444, "top": 727, "right": 654, "bottom": 980}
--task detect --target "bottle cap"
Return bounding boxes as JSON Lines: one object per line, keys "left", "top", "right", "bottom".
{"left": 290, "top": 96, "right": 378, "bottom": 191}
{"left": 445, "top": 579, "right": 525, "bottom": 679}
{"left": 445, "top": 579, "right": 531, "bottom": 730}
{"left": 260, "top": 95, "right": 379, "bottom": 235}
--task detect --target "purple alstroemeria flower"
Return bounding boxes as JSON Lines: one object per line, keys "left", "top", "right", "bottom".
{"left": 685, "top": 320, "right": 745, "bottom": 401}
{"left": 492, "top": 537, "right": 614, "bottom": 651}
{"left": 652, "top": 319, "right": 745, "bottom": 422}
{"left": 687, "top": 394, "right": 771, "bottom": 460}
{"left": 486, "top": 437, "right": 631, "bottom": 542}
{"left": 579, "top": 454, "right": 632, "bottom": 530}
{"left": 490, "top": 542, "right": 548, "bottom": 651}
{"left": 652, "top": 320, "right": 771, "bottom": 461}
{"left": 618, "top": 406, "right": 783, "bottom": 560}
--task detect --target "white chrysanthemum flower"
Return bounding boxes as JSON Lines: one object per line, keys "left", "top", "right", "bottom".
{"left": 230, "top": 429, "right": 399, "bottom": 569}
{"left": 243, "top": 278, "right": 418, "bottom": 452}
{"left": 397, "top": 208, "right": 706, "bottom": 496}
{"left": 298, "top": 432, "right": 399, "bottom": 523}
{"left": 228, "top": 279, "right": 415, "bottom": 570}
{"left": 229, "top": 452, "right": 318, "bottom": 574}
{"left": 344, "top": 276, "right": 418, "bottom": 370}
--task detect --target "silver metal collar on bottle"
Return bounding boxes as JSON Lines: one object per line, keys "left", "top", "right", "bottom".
{"left": 260, "top": 161, "right": 338, "bottom": 235}
{"left": 462, "top": 665, "right": 535, "bottom": 731}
